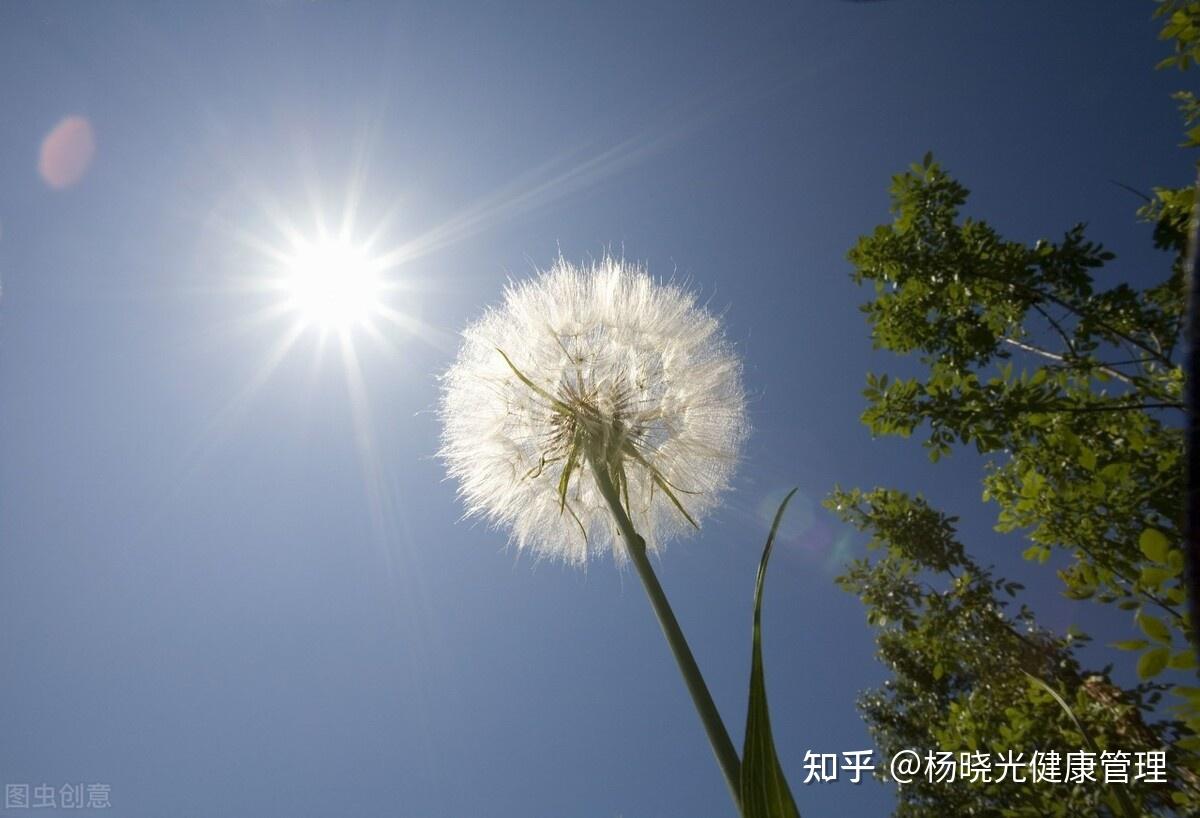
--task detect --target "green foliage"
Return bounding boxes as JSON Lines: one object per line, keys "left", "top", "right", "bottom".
{"left": 847, "top": 152, "right": 1192, "bottom": 676}
{"left": 1155, "top": 1, "right": 1200, "bottom": 71}
{"left": 838, "top": 153, "right": 1199, "bottom": 810}
{"left": 741, "top": 489, "right": 802, "bottom": 818}
{"left": 1022, "top": 670, "right": 1139, "bottom": 818}
{"left": 827, "top": 489, "right": 1199, "bottom": 816}
{"left": 826, "top": 6, "right": 1200, "bottom": 812}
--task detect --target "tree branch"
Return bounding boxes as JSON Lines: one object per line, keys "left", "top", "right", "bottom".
{"left": 1001, "top": 336, "right": 1135, "bottom": 385}
{"left": 967, "top": 268, "right": 1177, "bottom": 369}
{"left": 1031, "top": 302, "right": 1078, "bottom": 356}
{"left": 1029, "top": 402, "right": 1184, "bottom": 414}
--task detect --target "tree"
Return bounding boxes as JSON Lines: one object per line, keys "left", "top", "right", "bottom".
{"left": 830, "top": 487, "right": 1197, "bottom": 816}
{"left": 827, "top": 3, "right": 1200, "bottom": 814}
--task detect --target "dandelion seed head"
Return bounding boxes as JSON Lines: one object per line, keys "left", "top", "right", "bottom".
{"left": 439, "top": 256, "right": 748, "bottom": 565}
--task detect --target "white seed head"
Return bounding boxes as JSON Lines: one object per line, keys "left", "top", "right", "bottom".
{"left": 439, "top": 256, "right": 747, "bottom": 565}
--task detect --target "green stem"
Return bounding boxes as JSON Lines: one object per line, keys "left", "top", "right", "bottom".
{"left": 588, "top": 454, "right": 744, "bottom": 815}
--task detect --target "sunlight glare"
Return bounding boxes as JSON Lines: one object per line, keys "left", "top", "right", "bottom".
{"left": 283, "top": 238, "right": 383, "bottom": 330}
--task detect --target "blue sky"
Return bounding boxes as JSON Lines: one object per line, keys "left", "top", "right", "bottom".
{"left": 0, "top": 2, "right": 1192, "bottom": 816}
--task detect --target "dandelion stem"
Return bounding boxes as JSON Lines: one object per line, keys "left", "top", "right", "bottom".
{"left": 588, "top": 453, "right": 744, "bottom": 815}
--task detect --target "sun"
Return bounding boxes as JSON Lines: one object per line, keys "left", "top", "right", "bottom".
{"left": 281, "top": 237, "right": 384, "bottom": 330}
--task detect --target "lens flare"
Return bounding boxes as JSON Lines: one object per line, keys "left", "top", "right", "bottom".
{"left": 39, "top": 115, "right": 95, "bottom": 190}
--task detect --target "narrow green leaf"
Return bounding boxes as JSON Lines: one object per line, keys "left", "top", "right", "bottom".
{"left": 1023, "top": 672, "right": 1096, "bottom": 753}
{"left": 562, "top": 500, "right": 588, "bottom": 543}
{"left": 557, "top": 434, "right": 581, "bottom": 513}
{"left": 651, "top": 471, "right": 700, "bottom": 530}
{"left": 1022, "top": 672, "right": 1138, "bottom": 818}
{"left": 1110, "top": 639, "right": 1149, "bottom": 651}
{"left": 619, "top": 443, "right": 700, "bottom": 529}
{"left": 741, "top": 488, "right": 801, "bottom": 818}
{"left": 495, "top": 348, "right": 573, "bottom": 415}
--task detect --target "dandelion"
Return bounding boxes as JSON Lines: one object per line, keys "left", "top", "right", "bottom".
{"left": 439, "top": 255, "right": 751, "bottom": 810}
{"left": 439, "top": 255, "right": 747, "bottom": 565}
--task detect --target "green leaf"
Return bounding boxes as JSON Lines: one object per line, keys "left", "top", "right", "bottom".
{"left": 741, "top": 488, "right": 801, "bottom": 818}
{"left": 1021, "top": 544, "right": 1049, "bottom": 563}
{"left": 1139, "top": 565, "right": 1174, "bottom": 589}
{"left": 1136, "top": 611, "right": 1172, "bottom": 644}
{"left": 1139, "top": 528, "right": 1171, "bottom": 563}
{"left": 1178, "top": 736, "right": 1200, "bottom": 752}
{"left": 1167, "top": 549, "right": 1185, "bottom": 576}
{"left": 1079, "top": 448, "right": 1097, "bottom": 471}
{"left": 1138, "top": 646, "right": 1171, "bottom": 679}
{"left": 1111, "top": 639, "right": 1149, "bottom": 651}
{"left": 1169, "top": 649, "right": 1198, "bottom": 670}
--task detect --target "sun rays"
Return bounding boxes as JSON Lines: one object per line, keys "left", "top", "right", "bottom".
{"left": 187, "top": 99, "right": 723, "bottom": 527}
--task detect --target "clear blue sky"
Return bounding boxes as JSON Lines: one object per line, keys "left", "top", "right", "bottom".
{"left": 0, "top": 2, "right": 1192, "bottom": 816}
